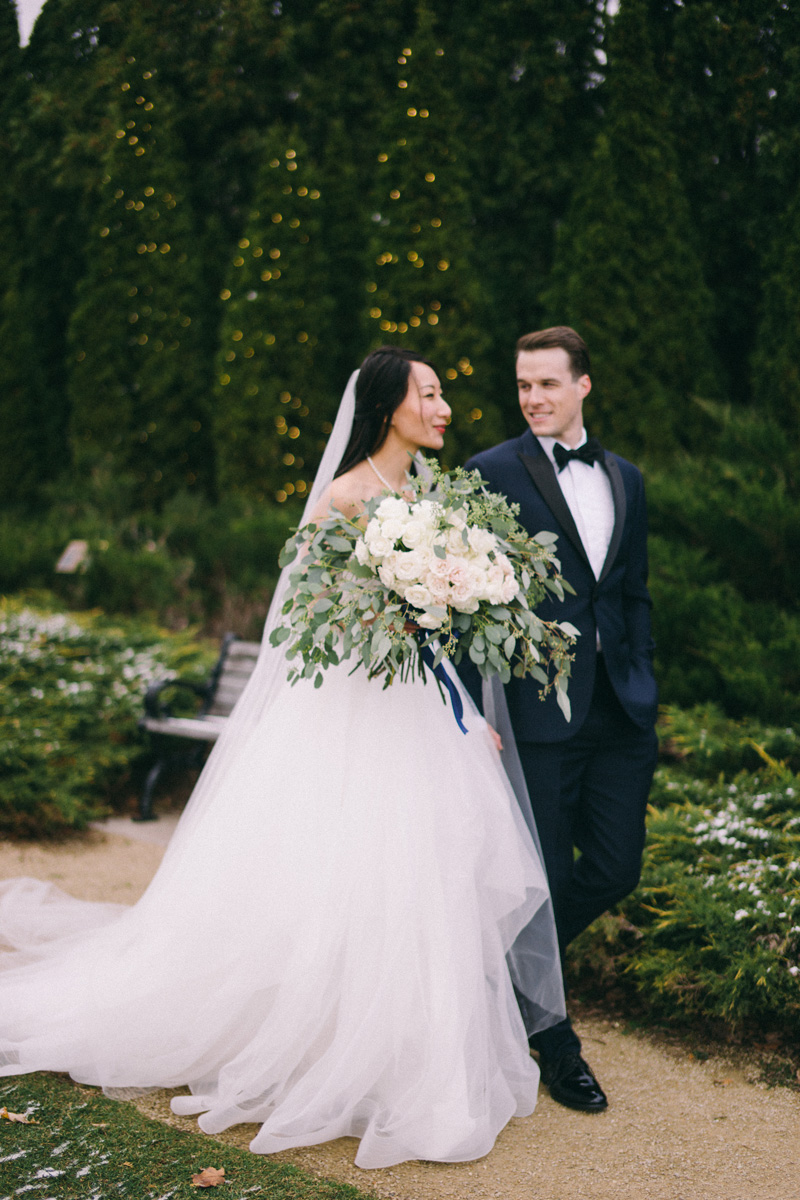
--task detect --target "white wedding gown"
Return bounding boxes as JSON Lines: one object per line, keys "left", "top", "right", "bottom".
{"left": 0, "top": 654, "right": 560, "bottom": 1168}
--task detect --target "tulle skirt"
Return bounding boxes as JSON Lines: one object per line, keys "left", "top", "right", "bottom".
{"left": 0, "top": 661, "right": 556, "bottom": 1168}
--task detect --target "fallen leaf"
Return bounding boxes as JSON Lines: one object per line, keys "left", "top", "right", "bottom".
{"left": 191, "top": 1166, "right": 226, "bottom": 1188}
{"left": 0, "top": 1106, "right": 36, "bottom": 1124}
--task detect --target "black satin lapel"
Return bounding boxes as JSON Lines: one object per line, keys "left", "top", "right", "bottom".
{"left": 518, "top": 452, "right": 590, "bottom": 568}
{"left": 598, "top": 456, "right": 627, "bottom": 583}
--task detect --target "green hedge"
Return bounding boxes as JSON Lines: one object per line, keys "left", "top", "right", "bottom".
{"left": 0, "top": 492, "right": 299, "bottom": 637}
{"left": 0, "top": 597, "right": 214, "bottom": 837}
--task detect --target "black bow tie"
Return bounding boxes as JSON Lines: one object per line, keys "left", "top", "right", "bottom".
{"left": 552, "top": 437, "right": 604, "bottom": 472}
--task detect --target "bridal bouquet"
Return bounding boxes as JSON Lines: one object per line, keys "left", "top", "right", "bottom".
{"left": 270, "top": 458, "right": 578, "bottom": 718}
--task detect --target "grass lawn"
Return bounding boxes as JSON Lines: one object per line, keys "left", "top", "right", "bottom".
{"left": 0, "top": 1072, "right": 375, "bottom": 1200}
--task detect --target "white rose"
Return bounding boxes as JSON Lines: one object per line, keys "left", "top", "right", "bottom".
{"left": 364, "top": 518, "right": 381, "bottom": 542}
{"left": 501, "top": 574, "right": 520, "bottom": 603}
{"left": 378, "top": 563, "right": 398, "bottom": 589}
{"left": 368, "top": 535, "right": 393, "bottom": 558}
{"left": 453, "top": 595, "right": 480, "bottom": 614}
{"left": 447, "top": 561, "right": 474, "bottom": 590}
{"left": 447, "top": 507, "right": 468, "bottom": 530}
{"left": 379, "top": 517, "right": 406, "bottom": 542}
{"left": 354, "top": 538, "right": 370, "bottom": 565}
{"left": 468, "top": 526, "right": 497, "bottom": 555}
{"left": 447, "top": 526, "right": 468, "bottom": 554}
{"left": 416, "top": 610, "right": 446, "bottom": 630}
{"left": 428, "top": 553, "right": 451, "bottom": 579}
{"left": 484, "top": 564, "right": 506, "bottom": 604}
{"left": 401, "top": 518, "right": 432, "bottom": 549}
{"left": 376, "top": 496, "right": 409, "bottom": 520}
{"left": 451, "top": 579, "right": 476, "bottom": 609}
{"left": 426, "top": 575, "right": 451, "bottom": 605}
{"left": 394, "top": 549, "right": 427, "bottom": 582}
{"left": 404, "top": 584, "right": 433, "bottom": 609}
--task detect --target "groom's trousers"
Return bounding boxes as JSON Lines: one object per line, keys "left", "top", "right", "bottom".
{"left": 516, "top": 654, "right": 658, "bottom": 1058}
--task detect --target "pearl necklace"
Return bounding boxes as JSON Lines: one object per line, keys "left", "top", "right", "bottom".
{"left": 366, "top": 455, "right": 395, "bottom": 492}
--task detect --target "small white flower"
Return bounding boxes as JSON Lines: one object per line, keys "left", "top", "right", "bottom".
{"left": 733, "top": 909, "right": 749, "bottom": 921}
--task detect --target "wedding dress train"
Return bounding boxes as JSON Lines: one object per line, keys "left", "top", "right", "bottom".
{"left": 0, "top": 659, "right": 559, "bottom": 1168}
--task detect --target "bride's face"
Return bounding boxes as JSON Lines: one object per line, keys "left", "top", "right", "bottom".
{"left": 390, "top": 362, "right": 451, "bottom": 450}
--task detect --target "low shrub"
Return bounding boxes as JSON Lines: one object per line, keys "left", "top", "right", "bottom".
{"left": 648, "top": 536, "right": 800, "bottom": 721}
{"left": 569, "top": 758, "right": 800, "bottom": 1039}
{"left": 0, "top": 597, "right": 215, "bottom": 837}
{"left": 0, "top": 494, "right": 300, "bottom": 636}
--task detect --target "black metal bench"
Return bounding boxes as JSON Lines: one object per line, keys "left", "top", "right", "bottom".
{"left": 136, "top": 634, "right": 261, "bottom": 820}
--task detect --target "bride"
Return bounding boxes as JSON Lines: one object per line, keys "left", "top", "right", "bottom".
{"left": 0, "top": 346, "right": 564, "bottom": 1170}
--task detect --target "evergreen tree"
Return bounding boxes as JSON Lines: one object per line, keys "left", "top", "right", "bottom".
{"left": 444, "top": 0, "right": 602, "bottom": 414}
{"left": 647, "top": 0, "right": 798, "bottom": 404}
{"left": 0, "top": 0, "right": 124, "bottom": 505}
{"left": 213, "top": 130, "right": 334, "bottom": 504}
{"left": 750, "top": 186, "right": 800, "bottom": 429}
{"left": 0, "top": 0, "right": 18, "bottom": 65}
{"left": 361, "top": 2, "right": 499, "bottom": 464}
{"left": 288, "top": 0, "right": 416, "bottom": 394}
{"left": 67, "top": 74, "right": 214, "bottom": 505}
{"left": 543, "top": 0, "right": 716, "bottom": 458}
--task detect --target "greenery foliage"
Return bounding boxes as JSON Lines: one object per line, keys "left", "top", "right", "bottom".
{"left": 0, "top": 597, "right": 214, "bottom": 836}
{"left": 568, "top": 705, "right": 800, "bottom": 1039}
{"left": 0, "top": 494, "right": 297, "bottom": 635}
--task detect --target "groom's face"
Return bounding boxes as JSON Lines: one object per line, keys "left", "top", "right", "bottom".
{"left": 516, "top": 348, "right": 591, "bottom": 447}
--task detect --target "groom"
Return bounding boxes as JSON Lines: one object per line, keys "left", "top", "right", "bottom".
{"left": 459, "top": 326, "right": 658, "bottom": 1112}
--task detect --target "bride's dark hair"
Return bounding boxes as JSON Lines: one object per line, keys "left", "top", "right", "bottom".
{"left": 334, "top": 345, "right": 436, "bottom": 478}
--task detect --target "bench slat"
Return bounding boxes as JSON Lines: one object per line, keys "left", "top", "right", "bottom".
{"left": 141, "top": 715, "right": 227, "bottom": 742}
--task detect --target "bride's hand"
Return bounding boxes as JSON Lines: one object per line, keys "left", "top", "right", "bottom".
{"left": 487, "top": 723, "right": 503, "bottom": 753}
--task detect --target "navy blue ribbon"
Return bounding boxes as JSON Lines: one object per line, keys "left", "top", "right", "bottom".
{"left": 420, "top": 644, "right": 468, "bottom": 735}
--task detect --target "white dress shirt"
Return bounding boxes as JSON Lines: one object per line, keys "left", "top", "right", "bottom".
{"left": 538, "top": 429, "right": 615, "bottom": 648}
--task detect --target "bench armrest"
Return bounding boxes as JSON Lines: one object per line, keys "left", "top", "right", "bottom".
{"left": 144, "top": 678, "right": 211, "bottom": 719}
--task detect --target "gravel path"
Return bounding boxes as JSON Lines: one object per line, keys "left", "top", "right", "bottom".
{"left": 2, "top": 824, "right": 800, "bottom": 1200}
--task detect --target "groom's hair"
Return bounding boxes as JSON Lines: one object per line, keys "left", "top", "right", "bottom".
{"left": 516, "top": 326, "right": 590, "bottom": 380}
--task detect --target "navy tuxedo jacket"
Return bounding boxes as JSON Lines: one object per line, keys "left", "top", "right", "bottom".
{"left": 460, "top": 429, "right": 658, "bottom": 744}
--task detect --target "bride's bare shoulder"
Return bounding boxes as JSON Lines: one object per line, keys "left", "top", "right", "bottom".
{"left": 308, "top": 463, "right": 376, "bottom": 524}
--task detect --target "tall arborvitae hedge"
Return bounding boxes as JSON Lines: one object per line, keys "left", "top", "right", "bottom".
{"left": 445, "top": 0, "right": 600, "bottom": 414}
{"left": 0, "top": 0, "right": 116, "bottom": 504}
{"left": 543, "top": 0, "right": 717, "bottom": 459}
{"left": 648, "top": 0, "right": 800, "bottom": 405}
{"left": 213, "top": 131, "right": 333, "bottom": 504}
{"left": 67, "top": 75, "right": 214, "bottom": 505}
{"left": 361, "top": 2, "right": 498, "bottom": 464}
{"left": 751, "top": 188, "right": 800, "bottom": 430}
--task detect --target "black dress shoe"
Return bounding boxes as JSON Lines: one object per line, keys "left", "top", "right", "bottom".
{"left": 540, "top": 1051, "right": 608, "bottom": 1112}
